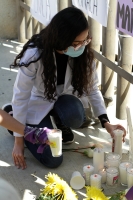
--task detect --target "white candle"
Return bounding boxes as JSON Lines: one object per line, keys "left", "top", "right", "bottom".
{"left": 47, "top": 129, "right": 62, "bottom": 157}
{"left": 106, "top": 167, "right": 119, "bottom": 186}
{"left": 127, "top": 168, "right": 133, "bottom": 188}
{"left": 93, "top": 148, "right": 104, "bottom": 173}
{"left": 90, "top": 174, "right": 101, "bottom": 189}
{"left": 99, "top": 169, "right": 107, "bottom": 183}
{"left": 112, "top": 129, "right": 123, "bottom": 157}
{"left": 83, "top": 165, "right": 94, "bottom": 185}
{"left": 106, "top": 153, "right": 121, "bottom": 168}
{"left": 119, "top": 162, "right": 132, "bottom": 186}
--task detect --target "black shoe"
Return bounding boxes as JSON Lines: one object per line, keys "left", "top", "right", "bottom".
{"left": 56, "top": 123, "right": 74, "bottom": 144}
{"left": 2, "top": 103, "right": 13, "bottom": 135}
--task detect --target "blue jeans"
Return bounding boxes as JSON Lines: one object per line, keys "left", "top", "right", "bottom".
{"left": 25, "top": 94, "right": 85, "bottom": 168}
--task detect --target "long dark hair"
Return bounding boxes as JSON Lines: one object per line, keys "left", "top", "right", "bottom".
{"left": 11, "top": 7, "right": 94, "bottom": 101}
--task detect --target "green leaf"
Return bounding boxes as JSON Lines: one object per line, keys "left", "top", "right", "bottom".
{"left": 108, "top": 191, "right": 126, "bottom": 200}
{"left": 83, "top": 151, "right": 88, "bottom": 156}
{"left": 36, "top": 194, "right": 55, "bottom": 200}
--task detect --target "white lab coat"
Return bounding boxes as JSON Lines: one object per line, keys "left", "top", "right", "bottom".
{"left": 12, "top": 48, "right": 106, "bottom": 137}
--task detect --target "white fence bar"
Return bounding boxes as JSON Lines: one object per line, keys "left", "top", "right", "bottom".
{"left": 101, "top": 0, "right": 117, "bottom": 105}
{"left": 16, "top": 0, "right": 26, "bottom": 43}
{"left": 116, "top": 34, "right": 133, "bottom": 119}
{"left": 25, "top": 0, "right": 32, "bottom": 39}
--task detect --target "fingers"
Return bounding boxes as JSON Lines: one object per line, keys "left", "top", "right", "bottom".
{"left": 117, "top": 125, "right": 126, "bottom": 142}
{"left": 122, "top": 129, "right": 126, "bottom": 142}
{"left": 112, "top": 124, "right": 126, "bottom": 142}
{"left": 45, "top": 140, "right": 50, "bottom": 145}
{"left": 109, "top": 131, "right": 114, "bottom": 139}
{"left": 12, "top": 154, "right": 27, "bottom": 170}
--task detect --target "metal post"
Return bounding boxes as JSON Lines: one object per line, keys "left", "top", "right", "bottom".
{"left": 59, "top": 0, "right": 69, "bottom": 10}
{"left": 32, "top": 18, "right": 40, "bottom": 35}
{"left": 89, "top": 18, "right": 101, "bottom": 82}
{"left": 40, "top": 23, "right": 45, "bottom": 31}
{"left": 101, "top": 0, "right": 117, "bottom": 105}
{"left": 86, "top": 17, "right": 101, "bottom": 121}
{"left": 25, "top": 0, "right": 32, "bottom": 39}
{"left": 90, "top": 19, "right": 101, "bottom": 54}
{"left": 116, "top": 34, "right": 133, "bottom": 119}
{"left": 16, "top": 0, "right": 26, "bottom": 43}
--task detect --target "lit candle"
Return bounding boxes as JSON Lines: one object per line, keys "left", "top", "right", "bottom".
{"left": 119, "top": 162, "right": 132, "bottom": 186}
{"left": 99, "top": 169, "right": 107, "bottom": 183}
{"left": 106, "top": 167, "right": 119, "bottom": 187}
{"left": 93, "top": 148, "right": 104, "bottom": 173}
{"left": 112, "top": 129, "right": 123, "bottom": 157}
{"left": 83, "top": 165, "right": 94, "bottom": 185}
{"left": 127, "top": 168, "right": 133, "bottom": 188}
{"left": 106, "top": 153, "right": 121, "bottom": 168}
{"left": 90, "top": 174, "right": 101, "bottom": 189}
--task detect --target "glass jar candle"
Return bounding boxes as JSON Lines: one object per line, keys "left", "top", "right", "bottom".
{"left": 119, "top": 161, "right": 132, "bottom": 186}
{"left": 106, "top": 153, "right": 121, "bottom": 168}
{"left": 127, "top": 167, "right": 133, "bottom": 188}
{"left": 106, "top": 167, "right": 119, "bottom": 188}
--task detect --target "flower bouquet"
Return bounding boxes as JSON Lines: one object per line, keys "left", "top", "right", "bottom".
{"left": 84, "top": 186, "right": 108, "bottom": 200}
{"left": 36, "top": 173, "right": 133, "bottom": 200}
{"left": 84, "top": 186, "right": 133, "bottom": 200}
{"left": 36, "top": 173, "right": 78, "bottom": 200}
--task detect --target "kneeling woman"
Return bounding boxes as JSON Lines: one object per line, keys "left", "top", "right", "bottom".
{"left": 3, "top": 7, "right": 126, "bottom": 169}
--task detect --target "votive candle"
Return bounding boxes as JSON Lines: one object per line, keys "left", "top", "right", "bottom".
{"left": 119, "top": 162, "right": 132, "bottom": 186}
{"left": 83, "top": 165, "right": 94, "bottom": 185}
{"left": 90, "top": 174, "right": 101, "bottom": 189}
{"left": 99, "top": 168, "right": 107, "bottom": 183}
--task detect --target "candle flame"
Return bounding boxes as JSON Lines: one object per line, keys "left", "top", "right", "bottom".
{"left": 102, "top": 169, "right": 105, "bottom": 172}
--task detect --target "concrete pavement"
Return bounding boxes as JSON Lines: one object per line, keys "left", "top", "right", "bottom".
{"left": 0, "top": 39, "right": 130, "bottom": 199}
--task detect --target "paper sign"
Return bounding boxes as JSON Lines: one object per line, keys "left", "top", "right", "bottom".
{"left": 72, "top": 0, "right": 108, "bottom": 27}
{"left": 30, "top": 0, "right": 58, "bottom": 26}
{"left": 116, "top": 0, "right": 133, "bottom": 36}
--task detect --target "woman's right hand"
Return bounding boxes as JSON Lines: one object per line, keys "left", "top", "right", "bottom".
{"left": 12, "top": 137, "right": 27, "bottom": 170}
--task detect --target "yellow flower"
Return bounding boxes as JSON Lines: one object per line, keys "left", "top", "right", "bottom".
{"left": 41, "top": 173, "right": 78, "bottom": 200}
{"left": 84, "top": 186, "right": 108, "bottom": 200}
{"left": 45, "top": 173, "right": 61, "bottom": 185}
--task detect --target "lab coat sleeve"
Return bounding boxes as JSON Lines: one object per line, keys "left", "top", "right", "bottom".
{"left": 12, "top": 48, "right": 39, "bottom": 137}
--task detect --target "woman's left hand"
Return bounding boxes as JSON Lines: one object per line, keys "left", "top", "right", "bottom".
{"left": 104, "top": 122, "right": 126, "bottom": 142}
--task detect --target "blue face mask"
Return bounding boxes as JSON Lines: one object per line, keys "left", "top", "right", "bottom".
{"left": 64, "top": 46, "right": 85, "bottom": 57}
